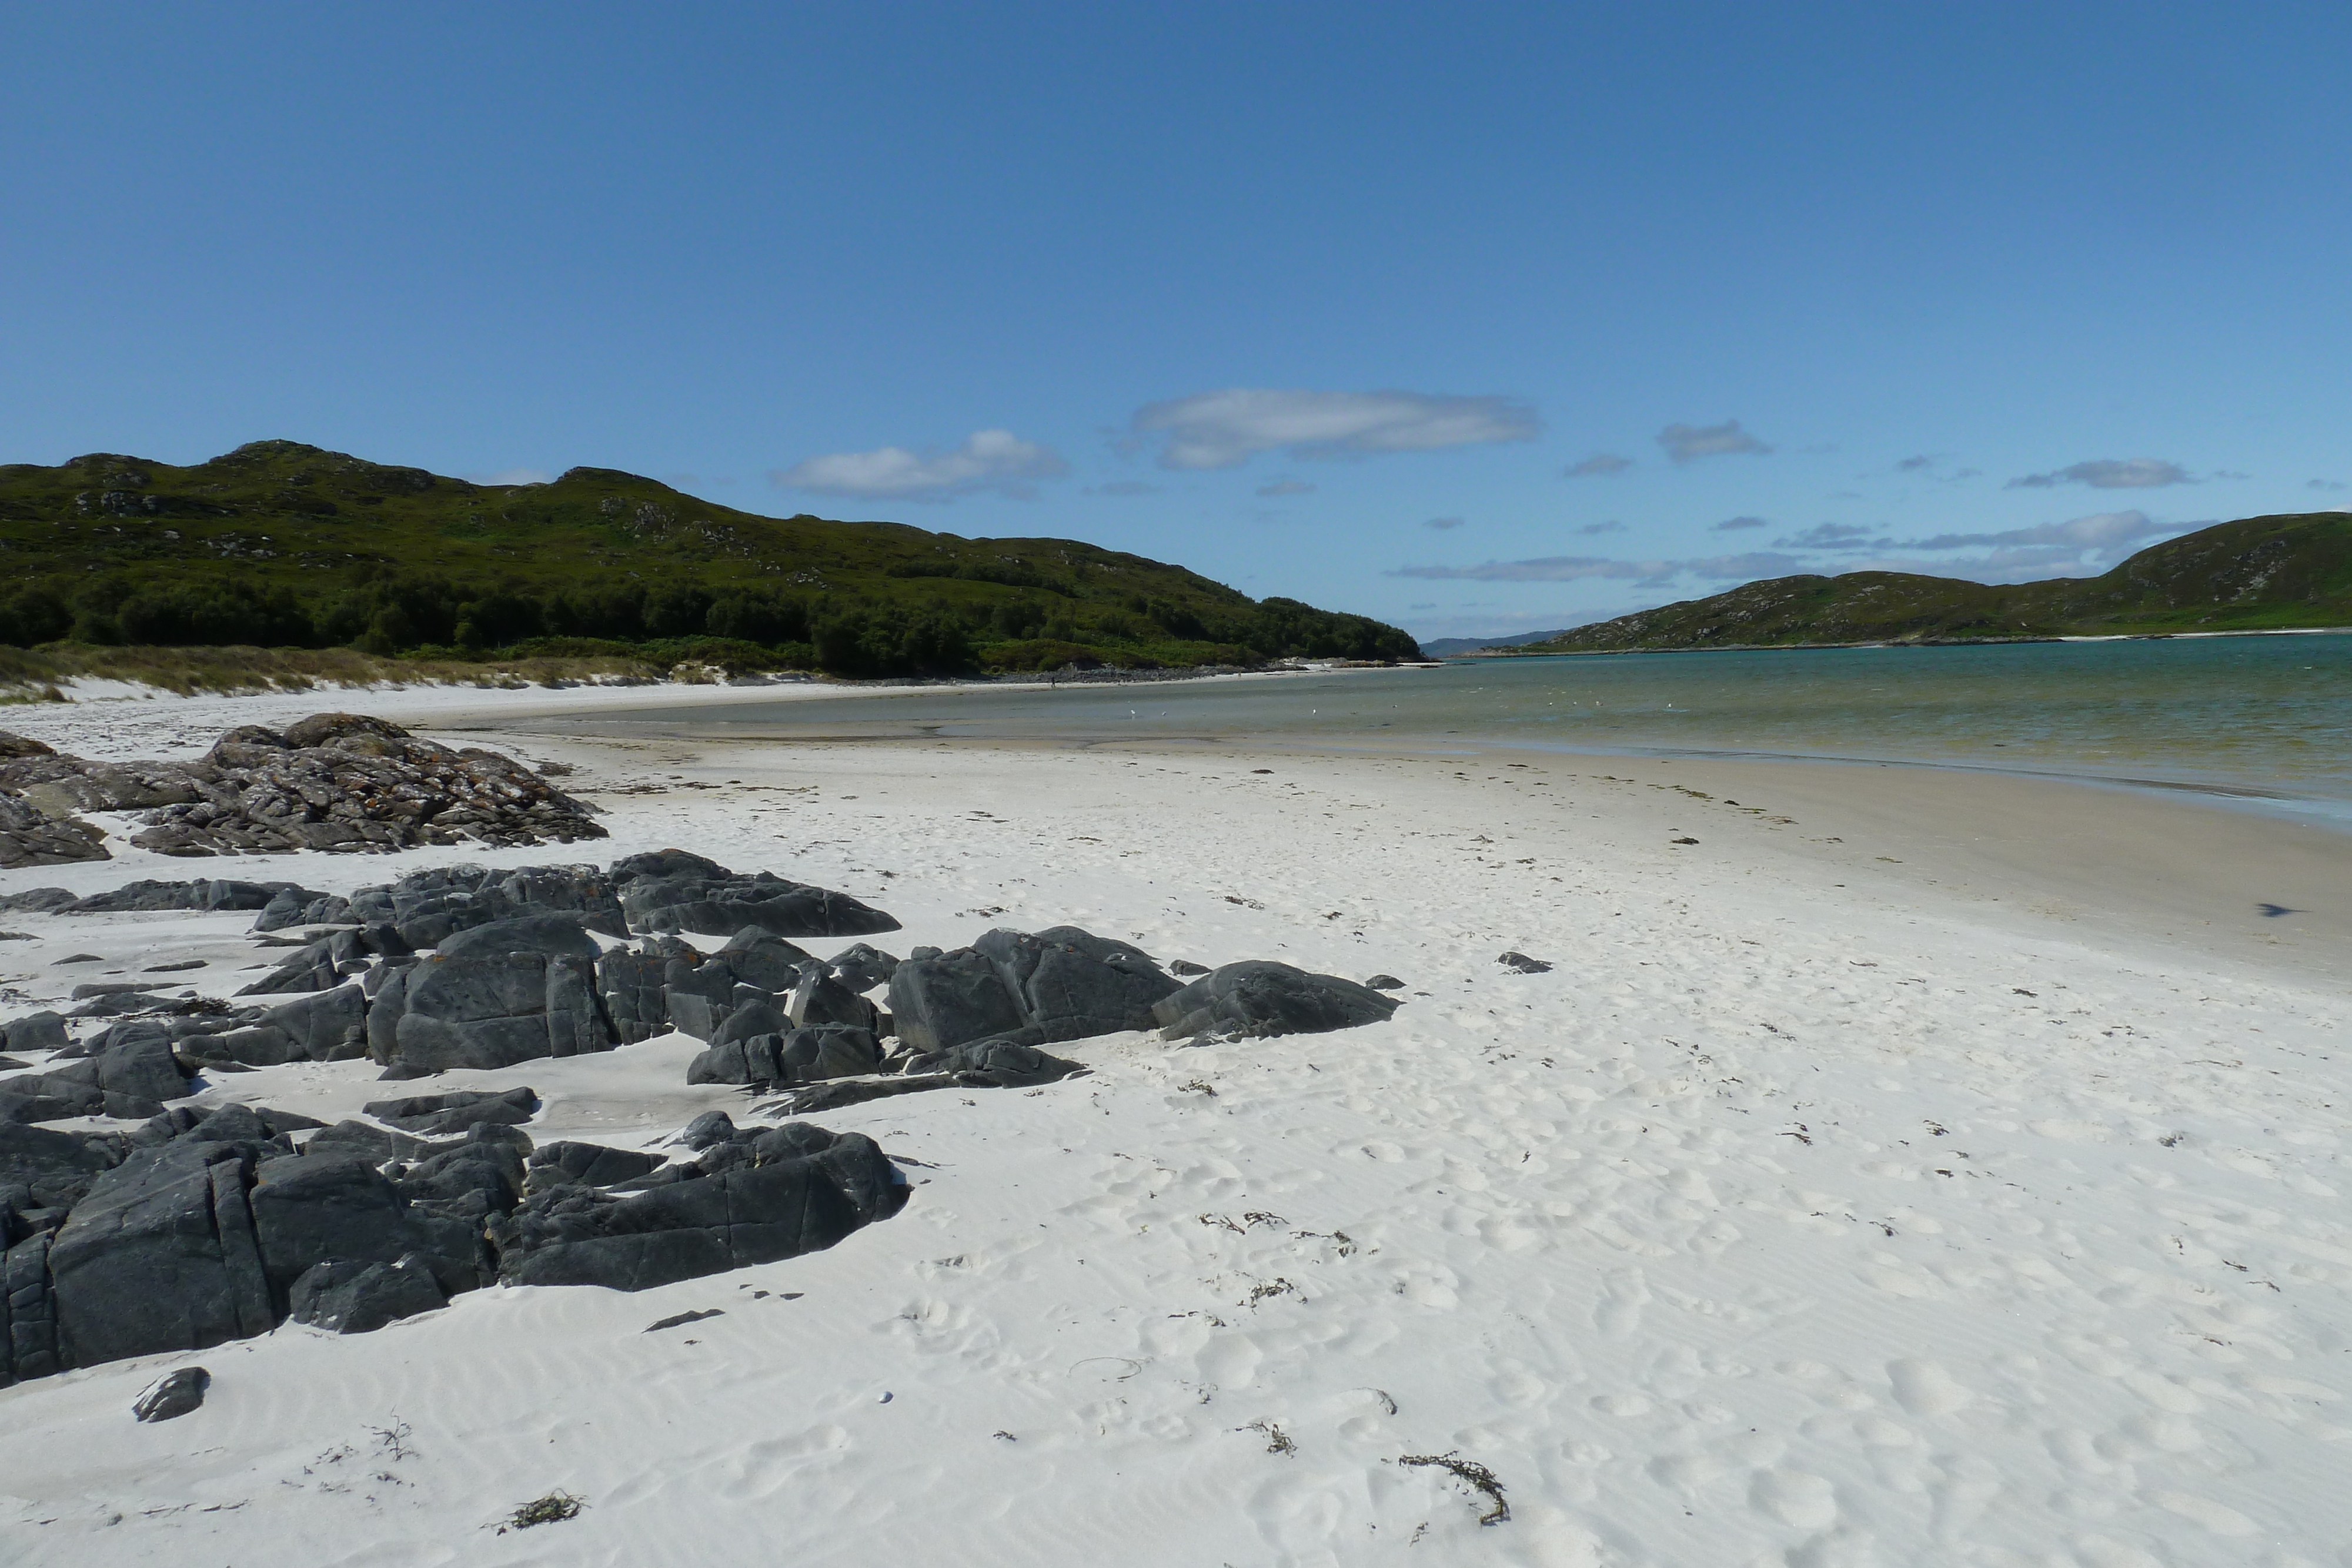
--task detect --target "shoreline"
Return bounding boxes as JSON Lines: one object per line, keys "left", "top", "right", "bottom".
{"left": 505, "top": 723, "right": 2352, "bottom": 985}
{"left": 6, "top": 670, "right": 2340, "bottom": 981}
{"left": 1467, "top": 622, "right": 2352, "bottom": 658}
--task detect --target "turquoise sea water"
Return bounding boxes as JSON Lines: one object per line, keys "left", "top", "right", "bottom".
{"left": 560, "top": 633, "right": 2352, "bottom": 825}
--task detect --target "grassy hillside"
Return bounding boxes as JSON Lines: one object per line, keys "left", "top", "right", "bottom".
{"left": 1512, "top": 512, "right": 2352, "bottom": 654}
{"left": 0, "top": 440, "right": 1419, "bottom": 676}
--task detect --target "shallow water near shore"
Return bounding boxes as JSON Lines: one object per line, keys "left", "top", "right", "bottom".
{"left": 544, "top": 631, "right": 2352, "bottom": 825}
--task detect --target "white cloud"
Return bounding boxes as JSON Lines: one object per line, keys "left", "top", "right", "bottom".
{"left": 470, "top": 467, "right": 553, "bottom": 486}
{"left": 2006, "top": 457, "right": 2196, "bottom": 490}
{"left": 1389, "top": 551, "right": 1805, "bottom": 585}
{"left": 1256, "top": 478, "right": 1316, "bottom": 497}
{"left": 1773, "top": 522, "right": 1890, "bottom": 551}
{"left": 1893, "top": 510, "right": 2182, "bottom": 551}
{"left": 1657, "top": 420, "right": 1770, "bottom": 463}
{"left": 1131, "top": 387, "right": 1538, "bottom": 470}
{"left": 1565, "top": 453, "right": 1632, "bottom": 477}
{"left": 1710, "top": 515, "right": 1769, "bottom": 532}
{"left": 774, "top": 429, "right": 1069, "bottom": 502}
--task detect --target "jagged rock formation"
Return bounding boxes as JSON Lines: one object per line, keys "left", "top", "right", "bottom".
{"left": 0, "top": 714, "right": 604, "bottom": 865}
{"left": 0, "top": 1096, "right": 903, "bottom": 1387}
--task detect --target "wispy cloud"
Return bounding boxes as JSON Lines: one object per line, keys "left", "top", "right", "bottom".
{"left": 1892, "top": 510, "right": 2181, "bottom": 551}
{"left": 1773, "top": 522, "right": 1890, "bottom": 551}
{"left": 1710, "top": 515, "right": 1768, "bottom": 532}
{"left": 2006, "top": 457, "right": 2196, "bottom": 490}
{"left": 1424, "top": 516, "right": 1467, "bottom": 530}
{"left": 774, "top": 429, "right": 1069, "bottom": 502}
{"left": 1576, "top": 520, "right": 1625, "bottom": 536}
{"left": 1389, "top": 551, "right": 1804, "bottom": 585}
{"left": 1564, "top": 453, "right": 1632, "bottom": 477}
{"left": 2306, "top": 477, "right": 2346, "bottom": 492}
{"left": 1131, "top": 387, "right": 1539, "bottom": 470}
{"left": 1084, "top": 479, "right": 1160, "bottom": 497}
{"left": 1657, "top": 419, "right": 1770, "bottom": 463}
{"left": 1256, "top": 478, "right": 1315, "bottom": 497}
{"left": 470, "top": 467, "right": 553, "bottom": 486}
{"left": 1896, "top": 454, "right": 1935, "bottom": 472}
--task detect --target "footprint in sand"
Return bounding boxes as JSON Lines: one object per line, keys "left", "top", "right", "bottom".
{"left": 1595, "top": 1268, "right": 1648, "bottom": 1336}
{"left": 1195, "top": 1333, "right": 1262, "bottom": 1389}
{"left": 1748, "top": 1466, "right": 1838, "bottom": 1530}
{"left": 716, "top": 1423, "right": 853, "bottom": 1502}
{"left": 1887, "top": 1358, "right": 1973, "bottom": 1416}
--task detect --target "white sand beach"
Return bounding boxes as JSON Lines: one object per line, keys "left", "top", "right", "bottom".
{"left": 1, "top": 686, "right": 2347, "bottom": 1566}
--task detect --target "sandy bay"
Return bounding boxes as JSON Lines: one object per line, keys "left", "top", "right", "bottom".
{"left": 0, "top": 674, "right": 2346, "bottom": 1565}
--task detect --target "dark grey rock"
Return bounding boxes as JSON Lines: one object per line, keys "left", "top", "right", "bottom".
{"left": 901, "top": 1038, "right": 1087, "bottom": 1087}
{"left": 0, "top": 791, "right": 109, "bottom": 870}
{"left": 69, "top": 982, "right": 171, "bottom": 1002}
{"left": 437, "top": 914, "right": 600, "bottom": 961}
{"left": 1365, "top": 974, "right": 1406, "bottom": 990}
{"left": 887, "top": 926, "right": 1179, "bottom": 1054}
{"left": 644, "top": 1307, "right": 723, "bottom": 1332}
{"left": 712, "top": 999, "right": 790, "bottom": 1049}
{"left": 113, "top": 715, "right": 606, "bottom": 858}
{"left": 884, "top": 948, "right": 1023, "bottom": 1052}
{"left": 824, "top": 942, "right": 900, "bottom": 994}
{"left": 48, "top": 1139, "right": 276, "bottom": 1367}
{"left": 1150, "top": 961, "right": 1402, "bottom": 1042}
{"left": 0, "top": 1030, "right": 190, "bottom": 1123}
{"left": 595, "top": 946, "right": 670, "bottom": 1044}
{"left": 609, "top": 848, "right": 730, "bottom": 884}
{"left": 66, "top": 879, "right": 300, "bottom": 915}
{"left": 1168, "top": 959, "right": 1212, "bottom": 977}
{"left": 716, "top": 929, "right": 814, "bottom": 992}
{"left": 687, "top": 1024, "right": 881, "bottom": 1087}
{"left": 363, "top": 1085, "right": 539, "bottom": 1138}
{"left": 2, "top": 1011, "right": 68, "bottom": 1054}
{"left": 660, "top": 954, "right": 737, "bottom": 1042}
{"left": 253, "top": 888, "right": 355, "bottom": 932}
{"left": 371, "top": 951, "right": 613, "bottom": 1071}
{"left": 248, "top": 1153, "right": 417, "bottom": 1300}
{"left": 1496, "top": 951, "right": 1552, "bottom": 974}
{"left": 303, "top": 1119, "right": 431, "bottom": 1164}
{"left": 5, "top": 1231, "right": 64, "bottom": 1381}
{"left": 235, "top": 938, "right": 345, "bottom": 997}
{"left": 786, "top": 968, "right": 878, "bottom": 1032}
{"left": 619, "top": 863, "right": 900, "bottom": 941}
{"left": 489, "top": 1123, "right": 904, "bottom": 1292}
{"left": 288, "top": 1252, "right": 446, "bottom": 1333}
{"left": 269, "top": 984, "right": 371, "bottom": 1062}
{"left": 525, "top": 1141, "right": 664, "bottom": 1194}
{"left": 393, "top": 1132, "right": 527, "bottom": 1208}
{"left": 676, "top": 1111, "right": 738, "bottom": 1151}
{"left": 350, "top": 862, "right": 624, "bottom": 950}
{"left": 0, "top": 888, "right": 78, "bottom": 913}
{"left": 0, "top": 1123, "right": 122, "bottom": 1215}
{"left": 132, "top": 1366, "right": 211, "bottom": 1422}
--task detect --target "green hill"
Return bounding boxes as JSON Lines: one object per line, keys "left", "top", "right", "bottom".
{"left": 1512, "top": 512, "right": 2352, "bottom": 654}
{"left": 0, "top": 440, "right": 1419, "bottom": 676}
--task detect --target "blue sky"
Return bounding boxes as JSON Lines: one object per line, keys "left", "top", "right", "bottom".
{"left": 6, "top": 4, "right": 2348, "bottom": 640}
